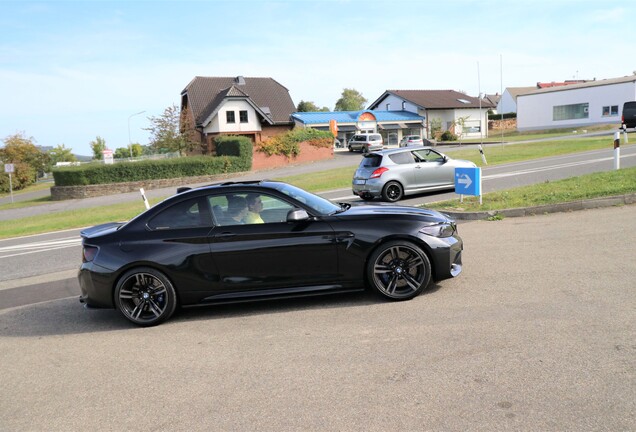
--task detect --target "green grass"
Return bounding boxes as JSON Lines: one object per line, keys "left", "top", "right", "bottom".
{"left": 0, "top": 199, "right": 163, "bottom": 239}
{"left": 450, "top": 136, "right": 630, "bottom": 166}
{"left": 426, "top": 166, "right": 636, "bottom": 212}
{"left": 273, "top": 166, "right": 357, "bottom": 191}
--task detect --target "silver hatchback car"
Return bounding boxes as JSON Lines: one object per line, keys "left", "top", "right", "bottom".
{"left": 352, "top": 146, "right": 477, "bottom": 202}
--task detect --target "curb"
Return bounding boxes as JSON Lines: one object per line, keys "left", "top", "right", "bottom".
{"left": 441, "top": 193, "right": 636, "bottom": 220}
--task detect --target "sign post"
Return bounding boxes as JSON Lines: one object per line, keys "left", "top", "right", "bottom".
{"left": 613, "top": 131, "right": 620, "bottom": 170}
{"left": 455, "top": 167, "right": 482, "bottom": 205}
{"left": 4, "top": 164, "right": 14, "bottom": 203}
{"left": 102, "top": 149, "right": 114, "bottom": 165}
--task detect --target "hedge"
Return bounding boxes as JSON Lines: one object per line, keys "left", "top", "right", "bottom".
{"left": 489, "top": 113, "right": 517, "bottom": 120}
{"left": 53, "top": 136, "right": 253, "bottom": 187}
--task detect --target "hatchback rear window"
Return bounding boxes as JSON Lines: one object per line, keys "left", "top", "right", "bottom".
{"left": 360, "top": 154, "right": 382, "bottom": 168}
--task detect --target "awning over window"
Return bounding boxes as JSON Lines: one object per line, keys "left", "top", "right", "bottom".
{"left": 379, "top": 123, "right": 399, "bottom": 130}
{"left": 379, "top": 123, "right": 413, "bottom": 130}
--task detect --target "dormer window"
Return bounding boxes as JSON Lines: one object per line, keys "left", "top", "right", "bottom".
{"left": 457, "top": 99, "right": 471, "bottom": 104}
{"left": 226, "top": 111, "right": 236, "bottom": 123}
{"left": 240, "top": 110, "right": 248, "bottom": 123}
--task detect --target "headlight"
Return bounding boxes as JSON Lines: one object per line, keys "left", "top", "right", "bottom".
{"left": 419, "top": 222, "right": 456, "bottom": 238}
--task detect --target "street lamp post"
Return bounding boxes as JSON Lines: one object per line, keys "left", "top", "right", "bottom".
{"left": 128, "top": 110, "right": 146, "bottom": 158}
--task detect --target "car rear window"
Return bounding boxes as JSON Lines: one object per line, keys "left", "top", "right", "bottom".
{"left": 360, "top": 154, "right": 382, "bottom": 168}
{"left": 369, "top": 135, "right": 381, "bottom": 141}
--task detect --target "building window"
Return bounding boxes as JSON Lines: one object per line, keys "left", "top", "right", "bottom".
{"left": 602, "top": 105, "right": 619, "bottom": 117}
{"left": 226, "top": 111, "right": 235, "bottom": 124}
{"left": 553, "top": 103, "right": 589, "bottom": 121}
{"left": 239, "top": 110, "right": 248, "bottom": 123}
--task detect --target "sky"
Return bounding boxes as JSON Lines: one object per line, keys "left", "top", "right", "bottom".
{"left": 1, "top": 0, "right": 634, "bottom": 156}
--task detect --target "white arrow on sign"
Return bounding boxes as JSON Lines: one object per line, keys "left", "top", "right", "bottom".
{"left": 457, "top": 174, "right": 472, "bottom": 189}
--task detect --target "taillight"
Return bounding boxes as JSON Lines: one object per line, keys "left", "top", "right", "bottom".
{"left": 370, "top": 167, "right": 388, "bottom": 179}
{"left": 82, "top": 246, "right": 98, "bottom": 262}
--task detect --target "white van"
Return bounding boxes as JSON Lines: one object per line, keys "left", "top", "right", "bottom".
{"left": 348, "top": 133, "right": 384, "bottom": 153}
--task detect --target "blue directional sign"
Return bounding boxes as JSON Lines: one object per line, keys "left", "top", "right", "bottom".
{"left": 455, "top": 167, "right": 481, "bottom": 196}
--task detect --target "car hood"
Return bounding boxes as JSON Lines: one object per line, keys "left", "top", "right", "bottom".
{"left": 335, "top": 202, "right": 453, "bottom": 223}
{"left": 80, "top": 222, "right": 126, "bottom": 239}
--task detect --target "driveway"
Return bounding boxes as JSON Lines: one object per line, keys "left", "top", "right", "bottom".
{"left": 1, "top": 205, "right": 634, "bottom": 431}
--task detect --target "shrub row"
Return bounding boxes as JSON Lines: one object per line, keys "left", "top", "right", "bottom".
{"left": 53, "top": 136, "right": 253, "bottom": 187}
{"left": 489, "top": 112, "right": 517, "bottom": 120}
{"left": 258, "top": 128, "right": 333, "bottom": 158}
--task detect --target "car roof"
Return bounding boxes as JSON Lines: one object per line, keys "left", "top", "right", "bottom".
{"left": 368, "top": 145, "right": 435, "bottom": 156}
{"left": 175, "top": 180, "right": 283, "bottom": 195}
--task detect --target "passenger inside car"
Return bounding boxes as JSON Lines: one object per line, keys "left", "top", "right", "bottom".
{"left": 226, "top": 196, "right": 249, "bottom": 224}
{"left": 244, "top": 194, "right": 264, "bottom": 224}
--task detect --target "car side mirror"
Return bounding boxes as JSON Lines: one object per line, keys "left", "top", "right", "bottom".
{"left": 442, "top": 156, "right": 448, "bottom": 163}
{"left": 287, "top": 208, "right": 309, "bottom": 222}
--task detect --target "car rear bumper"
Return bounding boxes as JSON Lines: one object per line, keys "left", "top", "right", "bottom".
{"left": 78, "top": 263, "right": 116, "bottom": 308}
{"left": 352, "top": 178, "right": 383, "bottom": 197}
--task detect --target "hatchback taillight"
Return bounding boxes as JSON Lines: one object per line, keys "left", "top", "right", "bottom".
{"left": 82, "top": 246, "right": 98, "bottom": 262}
{"left": 370, "top": 167, "right": 388, "bottom": 179}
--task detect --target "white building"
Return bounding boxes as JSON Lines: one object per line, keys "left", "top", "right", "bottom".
{"left": 497, "top": 87, "right": 535, "bottom": 114}
{"left": 517, "top": 75, "right": 636, "bottom": 131}
{"left": 368, "top": 90, "right": 495, "bottom": 140}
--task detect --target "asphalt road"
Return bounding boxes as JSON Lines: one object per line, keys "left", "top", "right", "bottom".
{"left": 1, "top": 205, "right": 634, "bottom": 431}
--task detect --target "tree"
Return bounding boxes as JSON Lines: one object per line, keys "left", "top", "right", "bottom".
{"left": 334, "top": 88, "right": 367, "bottom": 111}
{"left": 145, "top": 104, "right": 197, "bottom": 156}
{"left": 296, "top": 100, "right": 330, "bottom": 112}
{"left": 48, "top": 144, "right": 77, "bottom": 166}
{"left": 114, "top": 147, "right": 129, "bottom": 159}
{"left": 0, "top": 132, "right": 48, "bottom": 182}
{"left": 90, "top": 136, "right": 107, "bottom": 160}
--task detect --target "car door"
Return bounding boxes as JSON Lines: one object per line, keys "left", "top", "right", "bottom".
{"left": 412, "top": 148, "right": 454, "bottom": 188}
{"left": 207, "top": 191, "right": 339, "bottom": 294}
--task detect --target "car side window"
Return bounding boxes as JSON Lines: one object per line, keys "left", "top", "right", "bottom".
{"left": 148, "top": 197, "right": 212, "bottom": 230}
{"left": 413, "top": 149, "right": 444, "bottom": 163}
{"left": 389, "top": 152, "right": 416, "bottom": 165}
{"left": 208, "top": 193, "right": 295, "bottom": 226}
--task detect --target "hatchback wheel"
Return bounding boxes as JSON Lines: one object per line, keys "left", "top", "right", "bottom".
{"left": 115, "top": 267, "right": 177, "bottom": 326}
{"left": 382, "top": 181, "right": 403, "bottom": 202}
{"left": 367, "top": 241, "right": 431, "bottom": 300}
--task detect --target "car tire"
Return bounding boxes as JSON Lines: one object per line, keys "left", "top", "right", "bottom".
{"left": 114, "top": 267, "right": 178, "bottom": 327}
{"left": 348, "top": 146, "right": 353, "bottom": 152}
{"left": 382, "top": 181, "right": 403, "bottom": 202}
{"left": 367, "top": 240, "right": 431, "bottom": 300}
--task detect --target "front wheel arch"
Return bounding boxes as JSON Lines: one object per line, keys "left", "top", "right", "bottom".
{"left": 365, "top": 239, "right": 432, "bottom": 301}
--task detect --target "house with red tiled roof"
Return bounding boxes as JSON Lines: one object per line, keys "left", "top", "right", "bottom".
{"left": 180, "top": 76, "right": 296, "bottom": 153}
{"left": 368, "top": 90, "right": 495, "bottom": 139}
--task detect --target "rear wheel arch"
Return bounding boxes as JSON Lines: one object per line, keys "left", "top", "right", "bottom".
{"left": 113, "top": 265, "right": 180, "bottom": 326}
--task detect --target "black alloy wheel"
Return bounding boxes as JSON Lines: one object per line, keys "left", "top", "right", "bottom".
{"left": 114, "top": 267, "right": 177, "bottom": 326}
{"left": 367, "top": 241, "right": 431, "bottom": 300}
{"left": 382, "top": 181, "right": 403, "bottom": 202}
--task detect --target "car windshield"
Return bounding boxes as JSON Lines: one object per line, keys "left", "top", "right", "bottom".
{"left": 268, "top": 182, "right": 341, "bottom": 215}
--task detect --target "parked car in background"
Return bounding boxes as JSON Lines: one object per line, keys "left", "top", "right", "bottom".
{"left": 399, "top": 135, "right": 424, "bottom": 147}
{"left": 348, "top": 133, "right": 384, "bottom": 153}
{"left": 352, "top": 146, "right": 477, "bottom": 202}
{"left": 79, "top": 180, "right": 463, "bottom": 326}
{"left": 622, "top": 101, "right": 636, "bottom": 129}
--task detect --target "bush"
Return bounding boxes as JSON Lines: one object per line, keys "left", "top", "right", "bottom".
{"left": 52, "top": 136, "right": 253, "bottom": 187}
{"left": 258, "top": 128, "right": 333, "bottom": 158}
{"left": 0, "top": 162, "right": 35, "bottom": 193}
{"left": 440, "top": 131, "right": 458, "bottom": 141}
